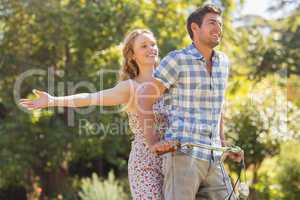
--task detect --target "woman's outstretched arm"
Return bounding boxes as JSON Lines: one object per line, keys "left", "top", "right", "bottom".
{"left": 19, "top": 80, "right": 134, "bottom": 110}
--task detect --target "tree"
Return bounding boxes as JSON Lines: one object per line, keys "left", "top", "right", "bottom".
{"left": 0, "top": 0, "right": 138, "bottom": 198}
{"left": 231, "top": 0, "right": 300, "bottom": 78}
{"left": 0, "top": 0, "right": 247, "bottom": 198}
{"left": 225, "top": 76, "right": 287, "bottom": 200}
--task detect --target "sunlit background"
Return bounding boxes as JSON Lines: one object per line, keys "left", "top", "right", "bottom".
{"left": 0, "top": 0, "right": 299, "bottom": 199}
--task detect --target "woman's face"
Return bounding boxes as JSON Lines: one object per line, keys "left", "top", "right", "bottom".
{"left": 132, "top": 33, "right": 158, "bottom": 68}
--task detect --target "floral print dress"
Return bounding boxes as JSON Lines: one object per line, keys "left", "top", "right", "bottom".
{"left": 127, "top": 98, "right": 168, "bottom": 200}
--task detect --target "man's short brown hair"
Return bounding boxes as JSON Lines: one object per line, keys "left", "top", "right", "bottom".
{"left": 186, "top": 4, "right": 222, "bottom": 40}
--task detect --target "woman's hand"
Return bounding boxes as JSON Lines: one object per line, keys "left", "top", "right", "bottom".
{"left": 19, "top": 89, "right": 53, "bottom": 110}
{"left": 150, "top": 141, "right": 179, "bottom": 155}
{"left": 19, "top": 80, "right": 132, "bottom": 109}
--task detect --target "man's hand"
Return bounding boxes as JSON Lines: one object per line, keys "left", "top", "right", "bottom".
{"left": 226, "top": 150, "right": 244, "bottom": 163}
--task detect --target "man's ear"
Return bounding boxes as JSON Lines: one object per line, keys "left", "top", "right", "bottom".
{"left": 191, "top": 22, "right": 200, "bottom": 33}
{"left": 190, "top": 22, "right": 200, "bottom": 40}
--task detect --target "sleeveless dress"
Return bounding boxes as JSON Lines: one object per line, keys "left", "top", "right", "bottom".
{"left": 127, "top": 98, "right": 168, "bottom": 200}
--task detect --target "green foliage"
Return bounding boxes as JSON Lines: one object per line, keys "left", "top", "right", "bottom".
{"left": 231, "top": 1, "right": 300, "bottom": 78}
{"left": 0, "top": 0, "right": 137, "bottom": 196}
{"left": 276, "top": 141, "right": 300, "bottom": 200}
{"left": 254, "top": 140, "right": 300, "bottom": 200}
{"left": 254, "top": 158, "right": 285, "bottom": 200}
{"left": 226, "top": 76, "right": 286, "bottom": 168}
{"left": 0, "top": 0, "right": 298, "bottom": 199}
{"left": 78, "top": 171, "right": 129, "bottom": 200}
{"left": 225, "top": 74, "right": 300, "bottom": 199}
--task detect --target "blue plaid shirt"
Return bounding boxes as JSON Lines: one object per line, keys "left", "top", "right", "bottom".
{"left": 153, "top": 43, "right": 230, "bottom": 161}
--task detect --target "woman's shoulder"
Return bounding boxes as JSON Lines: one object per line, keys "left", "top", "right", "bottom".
{"left": 115, "top": 79, "right": 138, "bottom": 91}
{"left": 117, "top": 78, "right": 154, "bottom": 96}
{"left": 121, "top": 78, "right": 149, "bottom": 113}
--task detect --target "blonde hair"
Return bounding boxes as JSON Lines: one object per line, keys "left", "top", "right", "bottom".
{"left": 119, "top": 29, "right": 157, "bottom": 81}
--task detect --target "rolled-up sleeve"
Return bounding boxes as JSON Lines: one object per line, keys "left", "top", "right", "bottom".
{"left": 153, "top": 52, "right": 179, "bottom": 89}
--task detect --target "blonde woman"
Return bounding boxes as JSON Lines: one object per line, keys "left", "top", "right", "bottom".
{"left": 19, "top": 29, "right": 171, "bottom": 199}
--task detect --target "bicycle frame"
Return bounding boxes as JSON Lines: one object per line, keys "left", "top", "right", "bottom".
{"left": 164, "top": 142, "right": 249, "bottom": 200}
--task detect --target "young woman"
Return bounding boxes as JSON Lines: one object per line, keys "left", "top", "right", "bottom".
{"left": 19, "top": 29, "right": 170, "bottom": 199}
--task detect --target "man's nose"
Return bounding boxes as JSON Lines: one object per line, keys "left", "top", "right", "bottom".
{"left": 214, "top": 23, "right": 222, "bottom": 33}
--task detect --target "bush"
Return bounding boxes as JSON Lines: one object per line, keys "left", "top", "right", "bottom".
{"left": 255, "top": 140, "right": 300, "bottom": 200}
{"left": 276, "top": 141, "right": 300, "bottom": 200}
{"left": 78, "top": 171, "right": 129, "bottom": 200}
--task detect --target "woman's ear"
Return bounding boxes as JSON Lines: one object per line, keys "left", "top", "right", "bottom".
{"left": 130, "top": 50, "right": 136, "bottom": 60}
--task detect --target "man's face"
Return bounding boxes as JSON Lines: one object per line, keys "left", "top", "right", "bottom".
{"left": 193, "top": 13, "right": 223, "bottom": 48}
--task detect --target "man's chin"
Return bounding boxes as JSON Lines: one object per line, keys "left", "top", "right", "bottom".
{"left": 209, "top": 41, "right": 220, "bottom": 48}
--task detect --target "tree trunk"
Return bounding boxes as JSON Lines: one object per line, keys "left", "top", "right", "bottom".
{"left": 25, "top": 169, "right": 41, "bottom": 200}
{"left": 39, "top": 164, "right": 69, "bottom": 200}
{"left": 249, "top": 164, "right": 260, "bottom": 200}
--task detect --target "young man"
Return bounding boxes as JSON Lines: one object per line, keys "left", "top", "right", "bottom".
{"left": 137, "top": 4, "right": 242, "bottom": 200}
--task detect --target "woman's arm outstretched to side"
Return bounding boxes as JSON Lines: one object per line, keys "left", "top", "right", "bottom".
{"left": 19, "top": 80, "right": 134, "bottom": 110}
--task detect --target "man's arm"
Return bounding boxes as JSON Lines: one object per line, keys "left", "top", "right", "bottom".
{"left": 221, "top": 112, "right": 244, "bottom": 162}
{"left": 137, "top": 79, "right": 166, "bottom": 149}
{"left": 139, "top": 51, "right": 180, "bottom": 153}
